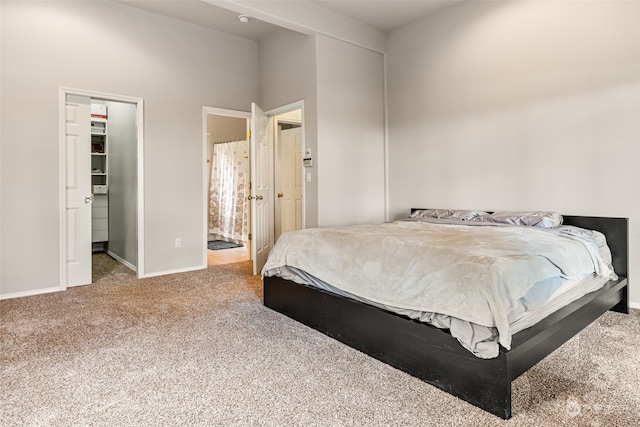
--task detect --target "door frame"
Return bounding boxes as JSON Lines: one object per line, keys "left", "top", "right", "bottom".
{"left": 267, "top": 101, "right": 305, "bottom": 233}
{"left": 201, "top": 106, "right": 251, "bottom": 268}
{"left": 201, "top": 102, "right": 305, "bottom": 269}
{"left": 58, "top": 87, "right": 145, "bottom": 290}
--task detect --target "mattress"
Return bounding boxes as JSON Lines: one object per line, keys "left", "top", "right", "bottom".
{"left": 262, "top": 217, "right": 616, "bottom": 359}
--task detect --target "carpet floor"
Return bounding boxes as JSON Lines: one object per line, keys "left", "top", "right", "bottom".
{"left": 1, "top": 253, "right": 639, "bottom": 426}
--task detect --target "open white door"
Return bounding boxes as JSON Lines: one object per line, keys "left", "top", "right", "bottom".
{"left": 275, "top": 126, "right": 303, "bottom": 241}
{"left": 250, "top": 103, "right": 274, "bottom": 275}
{"left": 65, "top": 94, "right": 92, "bottom": 286}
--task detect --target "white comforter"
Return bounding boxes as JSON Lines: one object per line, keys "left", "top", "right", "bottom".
{"left": 262, "top": 219, "right": 612, "bottom": 351}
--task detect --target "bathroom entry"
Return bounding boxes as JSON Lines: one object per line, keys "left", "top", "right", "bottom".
{"left": 205, "top": 112, "right": 250, "bottom": 263}
{"left": 202, "top": 103, "right": 304, "bottom": 272}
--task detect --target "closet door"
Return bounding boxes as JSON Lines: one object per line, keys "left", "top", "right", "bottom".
{"left": 65, "top": 94, "right": 92, "bottom": 286}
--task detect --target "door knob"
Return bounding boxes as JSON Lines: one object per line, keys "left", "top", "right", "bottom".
{"left": 256, "top": 195, "right": 264, "bottom": 200}
{"left": 85, "top": 196, "right": 93, "bottom": 204}
{"left": 277, "top": 192, "right": 284, "bottom": 198}
{"left": 247, "top": 196, "right": 254, "bottom": 200}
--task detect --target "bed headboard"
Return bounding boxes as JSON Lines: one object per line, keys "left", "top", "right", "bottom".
{"left": 563, "top": 215, "right": 628, "bottom": 279}
{"left": 410, "top": 209, "right": 628, "bottom": 279}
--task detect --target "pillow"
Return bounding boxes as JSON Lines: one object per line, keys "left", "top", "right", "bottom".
{"left": 448, "top": 210, "right": 490, "bottom": 221}
{"left": 410, "top": 209, "right": 489, "bottom": 221}
{"left": 487, "top": 211, "right": 563, "bottom": 228}
{"left": 410, "top": 209, "right": 451, "bottom": 219}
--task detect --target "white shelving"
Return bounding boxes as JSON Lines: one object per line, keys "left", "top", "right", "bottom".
{"left": 90, "top": 107, "right": 108, "bottom": 245}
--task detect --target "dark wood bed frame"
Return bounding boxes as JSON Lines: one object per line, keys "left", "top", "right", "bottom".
{"left": 263, "top": 214, "right": 629, "bottom": 419}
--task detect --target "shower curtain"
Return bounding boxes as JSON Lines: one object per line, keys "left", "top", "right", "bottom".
{"left": 208, "top": 139, "right": 249, "bottom": 242}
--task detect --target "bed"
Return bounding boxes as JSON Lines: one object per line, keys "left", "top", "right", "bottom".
{"left": 262, "top": 210, "right": 629, "bottom": 419}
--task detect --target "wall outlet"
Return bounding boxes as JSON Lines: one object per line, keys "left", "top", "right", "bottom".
{"left": 175, "top": 238, "right": 181, "bottom": 248}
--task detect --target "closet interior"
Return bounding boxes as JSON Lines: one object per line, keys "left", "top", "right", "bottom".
{"left": 90, "top": 99, "right": 138, "bottom": 272}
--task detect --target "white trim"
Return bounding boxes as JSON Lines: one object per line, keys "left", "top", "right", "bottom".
{"left": 630, "top": 301, "right": 640, "bottom": 310}
{"left": 59, "top": 87, "right": 145, "bottom": 288}
{"left": 58, "top": 89, "right": 68, "bottom": 291}
{"left": 0, "top": 2, "right": 2, "bottom": 294}
{"left": 107, "top": 250, "right": 137, "bottom": 272}
{"left": 60, "top": 87, "right": 143, "bottom": 104}
{"left": 382, "top": 52, "right": 389, "bottom": 222}
{"left": 143, "top": 265, "right": 205, "bottom": 278}
{"left": 203, "top": 106, "right": 251, "bottom": 119}
{"left": 202, "top": 106, "right": 251, "bottom": 268}
{"left": 265, "top": 100, "right": 304, "bottom": 117}
{"left": 135, "top": 99, "right": 145, "bottom": 278}
{"left": 1, "top": 287, "right": 61, "bottom": 301}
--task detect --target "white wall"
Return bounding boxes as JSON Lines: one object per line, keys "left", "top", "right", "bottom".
{"left": 258, "top": 28, "right": 319, "bottom": 228}
{"left": 387, "top": 1, "right": 640, "bottom": 305}
{"left": 0, "top": 1, "right": 258, "bottom": 296}
{"left": 105, "top": 100, "right": 137, "bottom": 268}
{"left": 259, "top": 31, "right": 386, "bottom": 228}
{"left": 315, "top": 35, "right": 386, "bottom": 227}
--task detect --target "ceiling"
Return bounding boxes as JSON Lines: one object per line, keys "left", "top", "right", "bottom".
{"left": 119, "top": 0, "right": 463, "bottom": 41}
{"left": 308, "top": 0, "right": 461, "bottom": 33}
{"left": 118, "top": 1, "right": 279, "bottom": 41}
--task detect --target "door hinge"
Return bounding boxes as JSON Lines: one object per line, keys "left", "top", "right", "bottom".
{"left": 247, "top": 130, "right": 251, "bottom": 139}
{"left": 248, "top": 233, "right": 252, "bottom": 241}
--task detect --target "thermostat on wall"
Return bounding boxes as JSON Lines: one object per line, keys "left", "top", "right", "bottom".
{"left": 303, "top": 148, "right": 313, "bottom": 167}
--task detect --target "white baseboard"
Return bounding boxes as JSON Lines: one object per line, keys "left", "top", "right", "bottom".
{"left": 106, "top": 250, "right": 137, "bottom": 272}
{"left": 142, "top": 264, "right": 206, "bottom": 278}
{"left": 0, "top": 286, "right": 60, "bottom": 301}
{"left": 629, "top": 301, "right": 640, "bottom": 310}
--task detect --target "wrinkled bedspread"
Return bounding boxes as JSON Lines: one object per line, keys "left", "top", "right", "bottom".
{"left": 262, "top": 220, "right": 612, "bottom": 350}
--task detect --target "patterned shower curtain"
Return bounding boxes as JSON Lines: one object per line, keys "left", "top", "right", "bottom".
{"left": 208, "top": 139, "right": 249, "bottom": 242}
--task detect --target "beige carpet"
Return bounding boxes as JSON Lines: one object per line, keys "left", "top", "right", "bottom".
{"left": 1, "top": 253, "right": 639, "bottom": 426}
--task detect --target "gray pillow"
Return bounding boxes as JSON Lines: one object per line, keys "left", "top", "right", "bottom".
{"left": 410, "top": 209, "right": 452, "bottom": 219}
{"left": 487, "top": 211, "right": 563, "bottom": 228}
{"left": 411, "top": 209, "right": 489, "bottom": 221}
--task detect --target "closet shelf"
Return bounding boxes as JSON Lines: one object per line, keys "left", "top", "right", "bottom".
{"left": 91, "top": 104, "right": 108, "bottom": 245}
